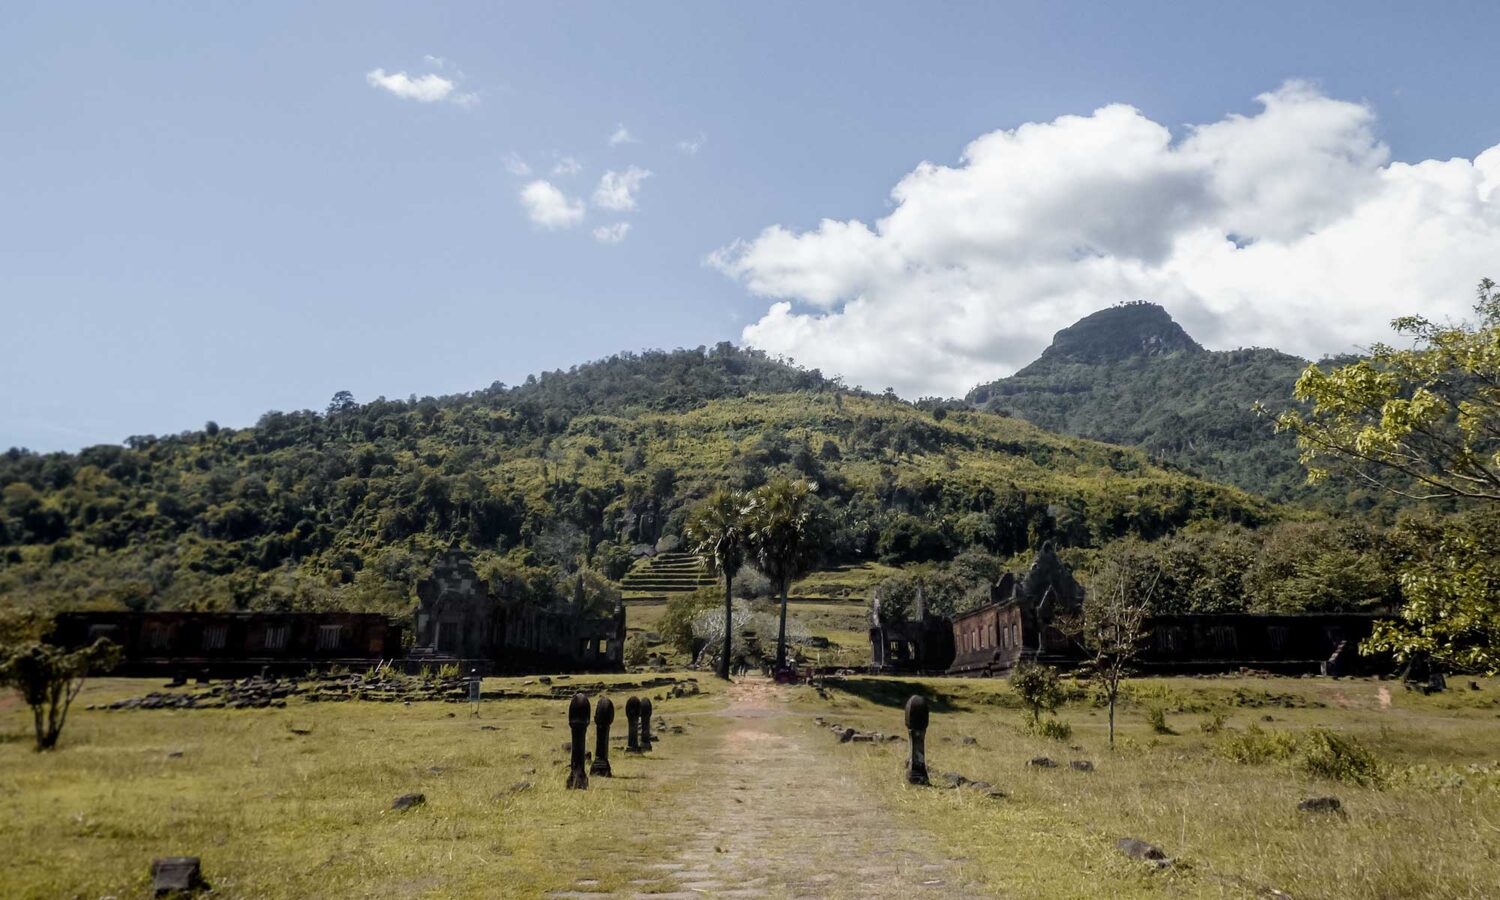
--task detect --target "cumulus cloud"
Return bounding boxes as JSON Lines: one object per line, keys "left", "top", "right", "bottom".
{"left": 593, "top": 222, "right": 632, "bottom": 244}
{"left": 593, "top": 166, "right": 652, "bottom": 212}
{"left": 519, "top": 180, "right": 585, "bottom": 229}
{"left": 713, "top": 82, "right": 1500, "bottom": 398}
{"left": 608, "top": 124, "right": 639, "bottom": 146}
{"left": 366, "top": 67, "right": 477, "bottom": 106}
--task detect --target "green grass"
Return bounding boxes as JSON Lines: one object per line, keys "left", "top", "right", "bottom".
{"left": 800, "top": 675, "right": 1500, "bottom": 899}
{"left": 0, "top": 674, "right": 724, "bottom": 899}
{"left": 5, "top": 674, "right": 1498, "bottom": 898}
{"left": 791, "top": 562, "right": 904, "bottom": 600}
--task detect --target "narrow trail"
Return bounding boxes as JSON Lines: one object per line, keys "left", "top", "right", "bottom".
{"left": 553, "top": 678, "right": 993, "bottom": 899}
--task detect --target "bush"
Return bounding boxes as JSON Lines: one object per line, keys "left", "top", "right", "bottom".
{"left": 1297, "top": 728, "right": 1384, "bottom": 786}
{"left": 623, "top": 633, "right": 649, "bottom": 667}
{"left": 1011, "top": 662, "right": 1065, "bottom": 727}
{"left": 1145, "top": 704, "right": 1176, "bottom": 735}
{"left": 1033, "top": 718, "right": 1073, "bottom": 741}
{"left": 1216, "top": 724, "right": 1300, "bottom": 765}
{"left": 661, "top": 588, "right": 718, "bottom": 656}
{"left": 1198, "top": 710, "right": 1228, "bottom": 734}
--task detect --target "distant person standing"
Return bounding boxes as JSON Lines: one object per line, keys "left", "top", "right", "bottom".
{"left": 468, "top": 668, "right": 482, "bottom": 717}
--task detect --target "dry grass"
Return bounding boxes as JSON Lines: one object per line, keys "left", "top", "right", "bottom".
{"left": 0, "top": 674, "right": 723, "bottom": 899}
{"left": 4, "top": 673, "right": 1498, "bottom": 898}
{"left": 804, "top": 675, "right": 1500, "bottom": 899}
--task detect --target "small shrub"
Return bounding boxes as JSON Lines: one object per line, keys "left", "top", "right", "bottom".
{"left": 1199, "top": 710, "right": 1228, "bottom": 735}
{"left": 1297, "top": 728, "right": 1384, "bottom": 786}
{"left": 1216, "top": 724, "right": 1299, "bottom": 765}
{"left": 623, "top": 633, "right": 649, "bottom": 667}
{"left": 1033, "top": 718, "right": 1073, "bottom": 741}
{"left": 436, "top": 663, "right": 460, "bottom": 679}
{"left": 1145, "top": 704, "right": 1175, "bottom": 735}
{"left": 1011, "top": 662, "right": 1065, "bottom": 727}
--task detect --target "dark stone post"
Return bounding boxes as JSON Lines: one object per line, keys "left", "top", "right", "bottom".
{"left": 639, "top": 697, "right": 654, "bottom": 751}
{"left": 624, "top": 696, "right": 641, "bottom": 753}
{"left": 590, "top": 697, "right": 614, "bottom": 776}
{"left": 905, "top": 694, "right": 930, "bottom": 785}
{"left": 566, "top": 693, "right": 590, "bottom": 789}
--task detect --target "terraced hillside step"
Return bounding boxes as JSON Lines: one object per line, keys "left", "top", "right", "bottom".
{"left": 621, "top": 552, "right": 717, "bottom": 593}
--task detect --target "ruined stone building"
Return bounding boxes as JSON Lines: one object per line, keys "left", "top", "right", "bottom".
{"left": 407, "top": 548, "right": 625, "bottom": 674}
{"left": 947, "top": 542, "right": 1085, "bottom": 675}
{"left": 944, "top": 543, "right": 1380, "bottom": 677}
{"left": 869, "top": 587, "right": 956, "bottom": 674}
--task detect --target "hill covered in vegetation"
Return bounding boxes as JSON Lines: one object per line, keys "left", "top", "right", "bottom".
{"left": 0, "top": 344, "right": 1275, "bottom": 618}
{"left": 966, "top": 302, "right": 1385, "bottom": 509}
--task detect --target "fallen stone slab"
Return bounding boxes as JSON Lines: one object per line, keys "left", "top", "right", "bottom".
{"left": 1115, "top": 837, "right": 1172, "bottom": 868}
{"left": 391, "top": 793, "right": 426, "bottom": 811}
{"left": 151, "top": 856, "right": 206, "bottom": 895}
{"left": 1027, "top": 757, "right": 1058, "bottom": 769}
{"left": 1298, "top": 796, "right": 1343, "bottom": 815}
{"left": 1069, "top": 760, "right": 1095, "bottom": 772}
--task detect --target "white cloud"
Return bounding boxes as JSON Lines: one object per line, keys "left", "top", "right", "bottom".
{"left": 551, "top": 156, "right": 583, "bottom": 177}
{"left": 593, "top": 222, "right": 632, "bottom": 243}
{"left": 677, "top": 133, "right": 706, "bottom": 156}
{"left": 714, "top": 82, "right": 1500, "bottom": 398}
{"left": 608, "top": 124, "right": 639, "bottom": 146}
{"left": 593, "top": 167, "right": 652, "bottom": 212}
{"left": 366, "top": 67, "right": 477, "bottom": 106}
{"left": 519, "top": 180, "right": 585, "bottom": 229}
{"left": 503, "top": 153, "right": 532, "bottom": 177}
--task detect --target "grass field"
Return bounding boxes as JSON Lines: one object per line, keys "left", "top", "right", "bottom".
{"left": 4, "top": 673, "right": 1498, "bottom": 898}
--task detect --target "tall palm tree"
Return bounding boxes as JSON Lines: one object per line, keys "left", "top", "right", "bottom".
{"left": 747, "top": 478, "right": 820, "bottom": 671}
{"left": 684, "top": 488, "right": 750, "bottom": 680}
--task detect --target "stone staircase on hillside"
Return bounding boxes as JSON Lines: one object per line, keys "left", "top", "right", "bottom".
{"left": 621, "top": 552, "right": 718, "bottom": 594}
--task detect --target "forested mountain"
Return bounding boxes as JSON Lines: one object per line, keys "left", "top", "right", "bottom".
{"left": 0, "top": 344, "right": 1274, "bottom": 617}
{"left": 966, "top": 302, "right": 1384, "bottom": 509}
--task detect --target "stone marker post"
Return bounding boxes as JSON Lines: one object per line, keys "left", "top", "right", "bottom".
{"left": 624, "top": 696, "right": 642, "bottom": 753}
{"left": 566, "top": 693, "right": 590, "bottom": 790}
{"left": 468, "top": 668, "right": 481, "bottom": 717}
{"left": 639, "top": 696, "right": 654, "bottom": 751}
{"left": 591, "top": 696, "right": 615, "bottom": 776}
{"left": 905, "top": 694, "right": 930, "bottom": 785}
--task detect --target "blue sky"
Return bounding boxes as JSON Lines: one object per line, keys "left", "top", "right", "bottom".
{"left": 4, "top": 2, "right": 1500, "bottom": 451}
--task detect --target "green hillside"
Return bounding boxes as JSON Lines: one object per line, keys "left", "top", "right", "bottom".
{"left": 966, "top": 302, "right": 1386, "bottom": 509}
{"left": 0, "top": 344, "right": 1274, "bottom": 618}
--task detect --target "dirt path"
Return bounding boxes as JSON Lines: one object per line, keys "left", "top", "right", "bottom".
{"left": 553, "top": 678, "right": 993, "bottom": 899}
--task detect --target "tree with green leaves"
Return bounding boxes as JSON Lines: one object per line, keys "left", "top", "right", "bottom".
{"left": 746, "top": 477, "right": 821, "bottom": 671}
{"left": 1274, "top": 279, "right": 1500, "bottom": 672}
{"left": 1, "top": 638, "right": 121, "bottom": 751}
{"left": 1272, "top": 279, "right": 1499, "bottom": 502}
{"left": 684, "top": 488, "right": 751, "bottom": 680}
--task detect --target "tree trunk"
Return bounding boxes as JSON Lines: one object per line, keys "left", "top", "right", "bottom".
{"left": 1108, "top": 683, "right": 1117, "bottom": 748}
{"left": 719, "top": 572, "right": 733, "bottom": 680}
{"left": 775, "top": 581, "right": 790, "bottom": 670}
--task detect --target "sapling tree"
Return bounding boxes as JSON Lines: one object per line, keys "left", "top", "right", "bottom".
{"left": 0, "top": 638, "right": 121, "bottom": 751}
{"left": 1011, "top": 661, "right": 1065, "bottom": 733}
{"left": 1082, "top": 560, "right": 1160, "bottom": 747}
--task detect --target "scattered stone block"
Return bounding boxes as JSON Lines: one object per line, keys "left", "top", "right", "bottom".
{"left": 941, "top": 772, "right": 969, "bottom": 788}
{"left": 391, "top": 792, "right": 426, "bottom": 811}
{"left": 151, "top": 856, "right": 205, "bottom": 895}
{"left": 1069, "top": 760, "right": 1095, "bottom": 772}
{"left": 1027, "top": 757, "right": 1058, "bottom": 768}
{"left": 1115, "top": 837, "right": 1172, "bottom": 868}
{"left": 1298, "top": 797, "right": 1343, "bottom": 814}
{"left": 961, "top": 736, "right": 978, "bottom": 745}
